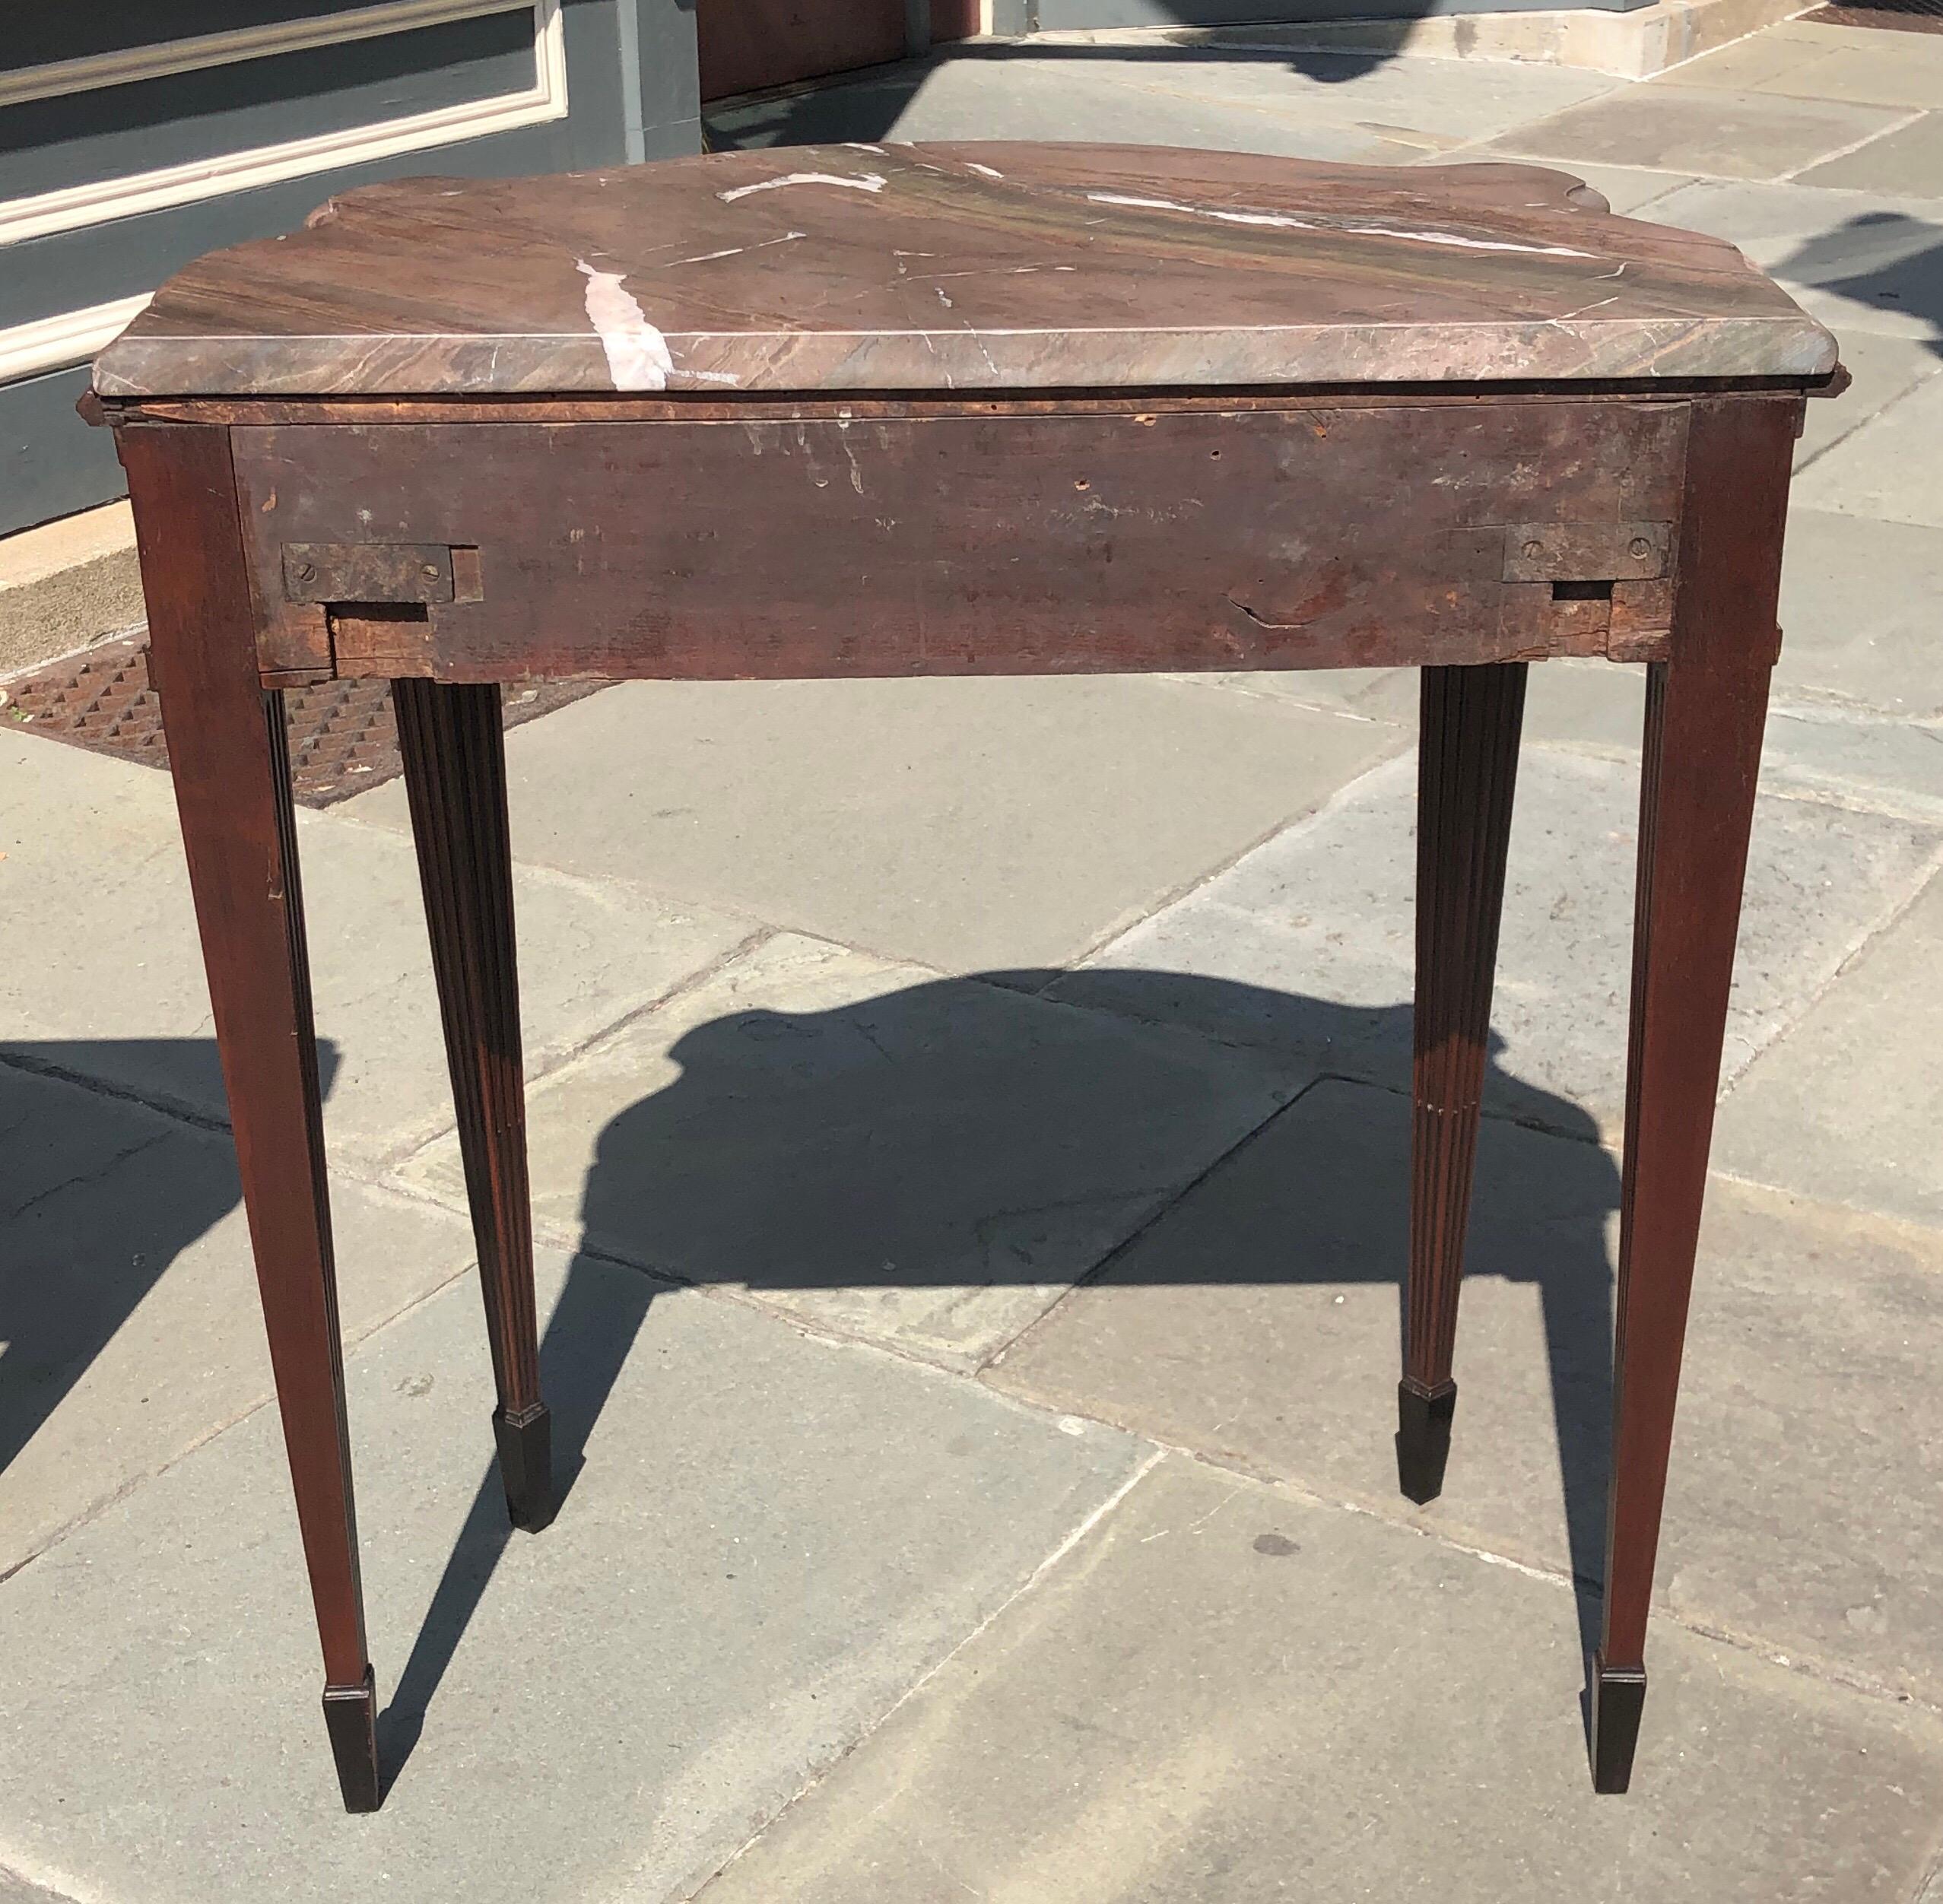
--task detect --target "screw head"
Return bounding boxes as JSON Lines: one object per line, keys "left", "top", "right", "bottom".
{"left": 294, "top": 560, "right": 314, "bottom": 580}
{"left": 1522, "top": 539, "right": 1544, "bottom": 560}
{"left": 1628, "top": 536, "right": 1653, "bottom": 559}
{"left": 421, "top": 563, "right": 440, "bottom": 579}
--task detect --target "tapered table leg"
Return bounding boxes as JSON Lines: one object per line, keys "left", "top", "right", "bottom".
{"left": 393, "top": 678, "right": 551, "bottom": 1532}
{"left": 122, "top": 426, "right": 379, "bottom": 1812}
{"left": 1402, "top": 662, "right": 1526, "bottom": 1503}
{"left": 1592, "top": 396, "right": 1796, "bottom": 1793}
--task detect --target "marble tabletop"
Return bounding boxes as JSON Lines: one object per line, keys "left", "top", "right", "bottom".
{"left": 93, "top": 143, "right": 1838, "bottom": 398}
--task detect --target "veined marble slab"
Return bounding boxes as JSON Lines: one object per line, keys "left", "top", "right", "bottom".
{"left": 94, "top": 143, "right": 1837, "bottom": 398}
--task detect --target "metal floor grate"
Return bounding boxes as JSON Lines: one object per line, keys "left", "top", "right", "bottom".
{"left": 2, "top": 634, "right": 603, "bottom": 807}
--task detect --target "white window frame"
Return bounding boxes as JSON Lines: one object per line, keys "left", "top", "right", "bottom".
{"left": 0, "top": 0, "right": 569, "bottom": 380}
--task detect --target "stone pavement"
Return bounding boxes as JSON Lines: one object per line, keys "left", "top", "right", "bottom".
{"left": 4, "top": 19, "right": 1943, "bottom": 1902}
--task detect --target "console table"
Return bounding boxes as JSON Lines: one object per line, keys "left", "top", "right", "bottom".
{"left": 90, "top": 142, "right": 1840, "bottom": 1814}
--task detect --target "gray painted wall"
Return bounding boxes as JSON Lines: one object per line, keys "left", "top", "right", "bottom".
{"left": 0, "top": 0, "right": 703, "bottom": 535}
{"left": 0, "top": 368, "right": 119, "bottom": 534}
{"left": 1, "top": 14, "right": 542, "bottom": 205}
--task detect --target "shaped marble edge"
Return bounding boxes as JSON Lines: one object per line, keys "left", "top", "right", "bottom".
{"left": 94, "top": 143, "right": 1838, "bottom": 399}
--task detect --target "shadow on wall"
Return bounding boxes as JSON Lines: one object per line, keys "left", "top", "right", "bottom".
{"left": 1774, "top": 213, "right": 1943, "bottom": 363}
{"left": 379, "top": 969, "right": 1622, "bottom": 1796}
{"left": 0, "top": 1039, "right": 339, "bottom": 1486}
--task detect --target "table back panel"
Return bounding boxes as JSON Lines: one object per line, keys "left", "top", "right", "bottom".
{"left": 225, "top": 393, "right": 1718, "bottom": 685}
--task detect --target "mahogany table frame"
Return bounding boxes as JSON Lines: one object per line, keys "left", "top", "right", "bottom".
{"left": 100, "top": 374, "right": 1809, "bottom": 1814}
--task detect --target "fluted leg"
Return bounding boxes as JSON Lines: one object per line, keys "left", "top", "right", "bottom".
{"left": 125, "top": 425, "right": 379, "bottom": 1811}
{"left": 394, "top": 678, "right": 551, "bottom": 1533}
{"left": 1593, "top": 398, "right": 1795, "bottom": 1793}
{"left": 1402, "top": 662, "right": 1526, "bottom": 1503}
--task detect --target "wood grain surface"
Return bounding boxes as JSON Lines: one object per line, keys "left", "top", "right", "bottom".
{"left": 93, "top": 144, "right": 1838, "bottom": 398}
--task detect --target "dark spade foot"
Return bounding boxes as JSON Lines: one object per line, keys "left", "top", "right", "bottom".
{"left": 1589, "top": 1658, "right": 1648, "bottom": 1795}
{"left": 322, "top": 1666, "right": 381, "bottom": 1814}
{"left": 1395, "top": 1381, "right": 1456, "bottom": 1505}
{"left": 494, "top": 1401, "right": 554, "bottom": 1532}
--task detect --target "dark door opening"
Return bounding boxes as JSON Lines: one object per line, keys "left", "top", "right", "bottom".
{"left": 697, "top": 1, "right": 910, "bottom": 100}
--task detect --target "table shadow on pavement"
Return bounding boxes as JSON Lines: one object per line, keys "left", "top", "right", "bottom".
{"left": 1776, "top": 214, "right": 1943, "bottom": 359}
{"left": 382, "top": 973, "right": 1622, "bottom": 1792}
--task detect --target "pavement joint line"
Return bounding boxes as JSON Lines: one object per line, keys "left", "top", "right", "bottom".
{"left": 1792, "top": 360, "right": 1943, "bottom": 479}
{"left": 685, "top": 1443, "right": 1170, "bottom": 1904}
{"left": 1718, "top": 842, "right": 1943, "bottom": 1088}
{"left": 1770, "top": 696, "right": 1943, "bottom": 733}
{"left": 1706, "top": 1159, "right": 1943, "bottom": 1247}
{"left": 1062, "top": 735, "right": 1415, "bottom": 973}
{"left": 316, "top": 795, "right": 797, "bottom": 944}
{"left": 1525, "top": 735, "right": 1640, "bottom": 766}
{"left": 966, "top": 950, "right": 1620, "bottom": 1151}
{"left": 17, "top": 1090, "right": 1920, "bottom": 1615}
{"left": 2, "top": 1129, "right": 171, "bottom": 1226}
{"left": 976, "top": 1071, "right": 1334, "bottom": 1379}
{"left": 1530, "top": 729, "right": 1943, "bottom": 823}
{"left": 348, "top": 1188, "right": 1086, "bottom": 1400}
{"left": 694, "top": 1274, "right": 1013, "bottom": 1380}
{"left": 1712, "top": 1161, "right": 1943, "bottom": 1246}
{"left": 994, "top": 1400, "right": 1943, "bottom": 1727}
{"left": 385, "top": 1081, "right": 1943, "bottom": 1420}
{"left": 355, "top": 921, "right": 781, "bottom": 1179}
{"left": 1151, "top": 670, "right": 1408, "bottom": 725}
{"left": 1610, "top": 171, "right": 1697, "bottom": 217}
{"left": 1050, "top": 695, "right": 1415, "bottom": 970}
{"left": 520, "top": 1220, "right": 1149, "bottom": 1394}
{"left": 1065, "top": 717, "right": 1935, "bottom": 1017}
{"left": 0, "top": 1048, "right": 233, "bottom": 1138}
{"left": 1672, "top": 1606, "right": 1943, "bottom": 1720}
{"left": 0, "top": 909, "right": 774, "bottom": 1203}
{"left": 370, "top": 925, "right": 1930, "bottom": 1278}
{"left": 330, "top": 785, "right": 1224, "bottom": 991}
{"left": 1772, "top": 103, "right": 1929, "bottom": 182}
{"left": 1759, "top": 779, "right": 1943, "bottom": 823}
{"left": 1792, "top": 362, "right": 1943, "bottom": 479}
{"left": 0, "top": 1222, "right": 481, "bottom": 1588}
{"left": 1780, "top": 674, "right": 1943, "bottom": 714}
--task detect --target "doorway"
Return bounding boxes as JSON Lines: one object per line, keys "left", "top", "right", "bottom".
{"left": 696, "top": 1, "right": 910, "bottom": 100}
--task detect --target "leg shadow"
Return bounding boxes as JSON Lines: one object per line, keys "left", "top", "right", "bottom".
{"left": 376, "top": 1252, "right": 660, "bottom": 1789}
